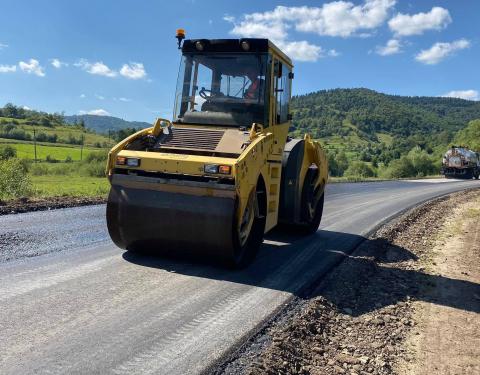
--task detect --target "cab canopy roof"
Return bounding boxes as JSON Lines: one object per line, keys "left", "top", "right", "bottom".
{"left": 182, "top": 38, "right": 292, "bottom": 66}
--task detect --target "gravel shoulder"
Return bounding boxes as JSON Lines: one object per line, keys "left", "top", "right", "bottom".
{"left": 220, "top": 189, "right": 480, "bottom": 375}
{"left": 398, "top": 194, "right": 480, "bottom": 375}
{"left": 0, "top": 196, "right": 106, "bottom": 216}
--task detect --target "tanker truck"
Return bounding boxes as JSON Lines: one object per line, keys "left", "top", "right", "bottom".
{"left": 441, "top": 146, "right": 480, "bottom": 179}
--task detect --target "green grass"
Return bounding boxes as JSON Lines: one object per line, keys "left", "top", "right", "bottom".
{"left": 0, "top": 116, "right": 115, "bottom": 147}
{"left": 0, "top": 139, "right": 101, "bottom": 161}
{"left": 31, "top": 176, "right": 110, "bottom": 198}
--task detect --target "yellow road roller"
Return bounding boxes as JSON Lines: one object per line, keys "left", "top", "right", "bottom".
{"left": 106, "top": 32, "right": 328, "bottom": 267}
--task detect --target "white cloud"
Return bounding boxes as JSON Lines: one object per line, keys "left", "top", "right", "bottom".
{"left": 75, "top": 59, "right": 117, "bottom": 77}
{"left": 278, "top": 41, "right": 324, "bottom": 62}
{"left": 22, "top": 105, "right": 31, "bottom": 110}
{"left": 415, "top": 39, "right": 470, "bottom": 65}
{"left": 229, "top": 1, "right": 396, "bottom": 39}
{"left": 79, "top": 94, "right": 86, "bottom": 99}
{"left": 88, "top": 62, "right": 117, "bottom": 77}
{"left": 79, "top": 109, "right": 111, "bottom": 116}
{"left": 389, "top": 7, "right": 451, "bottom": 37}
{"left": 119, "top": 62, "right": 146, "bottom": 79}
{"left": 95, "top": 94, "right": 105, "bottom": 100}
{"left": 50, "top": 58, "right": 68, "bottom": 68}
{"left": 226, "top": 0, "right": 395, "bottom": 62}
{"left": 376, "top": 39, "right": 402, "bottom": 55}
{"left": 118, "top": 97, "right": 131, "bottom": 102}
{"left": 441, "top": 90, "right": 479, "bottom": 101}
{"left": 0, "top": 64, "right": 16, "bottom": 73}
{"left": 328, "top": 49, "right": 340, "bottom": 57}
{"left": 18, "top": 59, "right": 45, "bottom": 77}
{"left": 0, "top": 43, "right": 8, "bottom": 50}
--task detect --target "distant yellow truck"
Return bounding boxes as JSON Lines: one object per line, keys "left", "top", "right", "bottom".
{"left": 106, "top": 32, "right": 328, "bottom": 267}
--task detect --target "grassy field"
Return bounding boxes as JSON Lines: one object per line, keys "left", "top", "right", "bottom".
{"left": 0, "top": 138, "right": 102, "bottom": 161}
{"left": 31, "top": 176, "right": 110, "bottom": 198}
{"left": 0, "top": 116, "right": 115, "bottom": 147}
{"left": 0, "top": 115, "right": 114, "bottom": 201}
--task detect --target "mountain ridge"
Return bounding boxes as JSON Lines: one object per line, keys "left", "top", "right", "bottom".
{"left": 290, "top": 88, "right": 480, "bottom": 142}
{"left": 64, "top": 114, "right": 151, "bottom": 134}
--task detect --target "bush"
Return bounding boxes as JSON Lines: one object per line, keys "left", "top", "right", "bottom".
{"left": 18, "top": 158, "right": 31, "bottom": 173}
{"left": 0, "top": 158, "right": 32, "bottom": 200}
{"left": 0, "top": 145, "right": 17, "bottom": 160}
{"left": 84, "top": 151, "right": 108, "bottom": 163}
{"left": 65, "top": 155, "right": 73, "bottom": 163}
{"left": 407, "top": 147, "right": 436, "bottom": 176}
{"left": 29, "top": 162, "right": 75, "bottom": 176}
{"left": 344, "top": 161, "right": 375, "bottom": 178}
{"left": 327, "top": 150, "right": 349, "bottom": 177}
{"left": 45, "top": 155, "right": 59, "bottom": 163}
{"left": 383, "top": 147, "right": 438, "bottom": 179}
{"left": 29, "top": 163, "right": 50, "bottom": 176}
{"left": 383, "top": 157, "right": 415, "bottom": 178}
{"left": 35, "top": 132, "right": 58, "bottom": 143}
{"left": 80, "top": 161, "right": 106, "bottom": 177}
{"left": 0, "top": 128, "right": 32, "bottom": 141}
{"left": 66, "top": 134, "right": 82, "bottom": 145}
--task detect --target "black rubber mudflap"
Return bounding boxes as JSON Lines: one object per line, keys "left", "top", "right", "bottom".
{"left": 106, "top": 180, "right": 236, "bottom": 260}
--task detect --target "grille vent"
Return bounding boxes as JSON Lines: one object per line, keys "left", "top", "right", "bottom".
{"left": 157, "top": 127, "right": 224, "bottom": 151}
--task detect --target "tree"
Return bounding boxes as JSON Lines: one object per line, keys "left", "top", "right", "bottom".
{"left": 336, "top": 152, "right": 349, "bottom": 174}
{"left": 407, "top": 147, "right": 436, "bottom": 176}
{"left": 384, "top": 157, "right": 415, "bottom": 178}
{"left": 455, "top": 119, "right": 480, "bottom": 151}
{"left": 2, "top": 103, "right": 19, "bottom": 118}
{"left": 344, "top": 161, "right": 375, "bottom": 178}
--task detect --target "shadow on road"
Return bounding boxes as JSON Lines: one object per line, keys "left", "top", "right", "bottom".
{"left": 122, "top": 228, "right": 480, "bottom": 315}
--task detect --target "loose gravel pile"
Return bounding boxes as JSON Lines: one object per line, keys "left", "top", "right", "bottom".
{"left": 221, "top": 190, "right": 479, "bottom": 375}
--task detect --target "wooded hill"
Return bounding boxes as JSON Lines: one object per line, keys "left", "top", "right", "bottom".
{"left": 290, "top": 88, "right": 480, "bottom": 177}
{"left": 291, "top": 88, "right": 480, "bottom": 143}
{"left": 64, "top": 115, "right": 150, "bottom": 134}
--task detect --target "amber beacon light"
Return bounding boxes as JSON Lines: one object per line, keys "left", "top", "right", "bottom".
{"left": 176, "top": 28, "right": 186, "bottom": 49}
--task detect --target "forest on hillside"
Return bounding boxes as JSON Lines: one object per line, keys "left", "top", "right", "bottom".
{"left": 290, "top": 88, "right": 480, "bottom": 178}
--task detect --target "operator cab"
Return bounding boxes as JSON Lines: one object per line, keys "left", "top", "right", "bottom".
{"left": 173, "top": 39, "right": 291, "bottom": 128}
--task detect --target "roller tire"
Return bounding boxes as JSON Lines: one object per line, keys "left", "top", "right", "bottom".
{"left": 285, "top": 166, "right": 325, "bottom": 235}
{"left": 227, "top": 185, "right": 266, "bottom": 269}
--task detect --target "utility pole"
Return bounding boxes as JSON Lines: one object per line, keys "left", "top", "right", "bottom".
{"left": 80, "top": 133, "right": 84, "bottom": 161}
{"left": 33, "top": 128, "right": 37, "bottom": 163}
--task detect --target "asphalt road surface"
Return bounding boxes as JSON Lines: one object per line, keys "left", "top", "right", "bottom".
{"left": 0, "top": 179, "right": 478, "bottom": 375}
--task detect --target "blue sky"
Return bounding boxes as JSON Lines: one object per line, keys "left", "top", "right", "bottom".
{"left": 0, "top": 0, "right": 478, "bottom": 122}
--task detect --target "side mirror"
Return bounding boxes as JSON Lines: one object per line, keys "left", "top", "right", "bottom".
{"left": 152, "top": 118, "right": 172, "bottom": 136}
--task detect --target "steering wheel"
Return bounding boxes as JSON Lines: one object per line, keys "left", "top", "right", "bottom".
{"left": 199, "top": 87, "right": 213, "bottom": 99}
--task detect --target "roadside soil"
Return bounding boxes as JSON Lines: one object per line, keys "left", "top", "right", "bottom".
{"left": 0, "top": 196, "right": 106, "bottom": 215}
{"left": 220, "top": 189, "right": 480, "bottom": 375}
